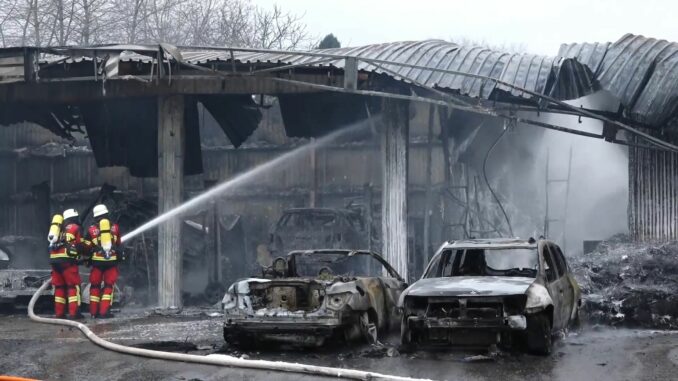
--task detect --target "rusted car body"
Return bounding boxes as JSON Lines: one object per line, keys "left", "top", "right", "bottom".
{"left": 222, "top": 249, "right": 406, "bottom": 347}
{"left": 399, "top": 238, "right": 581, "bottom": 354}
{"left": 268, "top": 208, "right": 368, "bottom": 255}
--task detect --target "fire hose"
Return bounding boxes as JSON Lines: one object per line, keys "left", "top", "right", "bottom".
{"left": 28, "top": 280, "right": 431, "bottom": 381}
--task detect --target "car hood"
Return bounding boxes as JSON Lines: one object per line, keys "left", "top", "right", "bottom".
{"left": 404, "top": 276, "right": 536, "bottom": 297}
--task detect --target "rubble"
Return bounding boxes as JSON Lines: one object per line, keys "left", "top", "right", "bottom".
{"left": 571, "top": 236, "right": 678, "bottom": 329}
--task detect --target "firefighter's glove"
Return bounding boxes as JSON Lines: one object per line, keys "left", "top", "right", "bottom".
{"left": 67, "top": 246, "right": 79, "bottom": 258}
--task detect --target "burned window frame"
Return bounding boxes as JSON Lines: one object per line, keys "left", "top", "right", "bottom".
{"left": 423, "top": 247, "right": 538, "bottom": 279}
{"left": 542, "top": 244, "right": 562, "bottom": 282}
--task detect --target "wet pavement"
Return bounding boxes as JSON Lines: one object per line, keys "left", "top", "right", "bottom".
{"left": 0, "top": 309, "right": 677, "bottom": 381}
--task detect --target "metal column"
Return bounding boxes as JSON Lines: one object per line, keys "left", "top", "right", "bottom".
{"left": 381, "top": 98, "right": 409, "bottom": 280}
{"left": 157, "top": 95, "right": 185, "bottom": 309}
{"left": 422, "top": 104, "right": 435, "bottom": 274}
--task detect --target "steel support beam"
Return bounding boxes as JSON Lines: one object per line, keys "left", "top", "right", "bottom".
{"left": 157, "top": 94, "right": 185, "bottom": 309}
{"left": 381, "top": 98, "right": 409, "bottom": 280}
{"left": 0, "top": 75, "right": 324, "bottom": 103}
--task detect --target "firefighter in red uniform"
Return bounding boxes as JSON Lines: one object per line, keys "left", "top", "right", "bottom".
{"left": 48, "top": 208, "right": 83, "bottom": 319}
{"left": 85, "top": 204, "right": 122, "bottom": 318}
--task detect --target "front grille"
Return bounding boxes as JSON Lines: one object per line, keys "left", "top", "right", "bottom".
{"left": 467, "top": 300, "right": 503, "bottom": 319}
{"left": 425, "top": 297, "right": 504, "bottom": 319}
{"left": 426, "top": 299, "right": 460, "bottom": 318}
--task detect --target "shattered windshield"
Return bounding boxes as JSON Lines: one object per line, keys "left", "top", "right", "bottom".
{"left": 425, "top": 248, "right": 538, "bottom": 278}
{"left": 292, "top": 252, "right": 388, "bottom": 278}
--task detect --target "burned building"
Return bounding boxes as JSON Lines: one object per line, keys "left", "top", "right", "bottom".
{"left": 0, "top": 33, "right": 676, "bottom": 308}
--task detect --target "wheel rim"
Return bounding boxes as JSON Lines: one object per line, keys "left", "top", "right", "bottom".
{"left": 359, "top": 312, "right": 377, "bottom": 344}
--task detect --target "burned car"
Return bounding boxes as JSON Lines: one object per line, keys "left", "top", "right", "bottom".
{"left": 0, "top": 268, "right": 54, "bottom": 311}
{"left": 268, "top": 208, "right": 368, "bottom": 255}
{"left": 0, "top": 246, "right": 53, "bottom": 311}
{"left": 0, "top": 246, "right": 128, "bottom": 312}
{"left": 399, "top": 238, "right": 581, "bottom": 354}
{"left": 222, "top": 249, "right": 406, "bottom": 347}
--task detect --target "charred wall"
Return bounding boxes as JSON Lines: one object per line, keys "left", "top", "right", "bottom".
{"left": 0, "top": 101, "right": 452, "bottom": 278}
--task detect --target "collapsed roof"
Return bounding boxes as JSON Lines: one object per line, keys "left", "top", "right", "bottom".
{"left": 560, "top": 33, "right": 678, "bottom": 127}
{"left": 0, "top": 34, "right": 676, "bottom": 176}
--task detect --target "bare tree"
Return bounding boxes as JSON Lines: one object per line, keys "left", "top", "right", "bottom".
{"left": 51, "top": 0, "right": 76, "bottom": 45}
{"left": 0, "top": 0, "right": 20, "bottom": 46}
{"left": 0, "top": 0, "right": 311, "bottom": 49}
{"left": 250, "top": 4, "right": 308, "bottom": 49}
{"left": 215, "top": 0, "right": 253, "bottom": 46}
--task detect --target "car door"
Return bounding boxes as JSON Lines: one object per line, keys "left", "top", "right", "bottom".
{"left": 541, "top": 244, "right": 564, "bottom": 330}
{"left": 552, "top": 244, "right": 576, "bottom": 324}
{"left": 372, "top": 252, "right": 408, "bottom": 329}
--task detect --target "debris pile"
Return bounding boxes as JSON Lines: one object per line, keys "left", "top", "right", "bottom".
{"left": 571, "top": 237, "right": 678, "bottom": 329}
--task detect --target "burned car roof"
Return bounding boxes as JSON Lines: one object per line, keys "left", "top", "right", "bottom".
{"left": 287, "top": 249, "right": 375, "bottom": 256}
{"left": 443, "top": 238, "right": 538, "bottom": 250}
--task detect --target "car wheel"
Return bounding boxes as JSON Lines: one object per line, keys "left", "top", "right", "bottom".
{"left": 224, "top": 329, "right": 255, "bottom": 350}
{"left": 359, "top": 312, "right": 378, "bottom": 344}
{"left": 400, "top": 315, "right": 414, "bottom": 351}
{"left": 571, "top": 307, "right": 582, "bottom": 330}
{"left": 526, "top": 313, "right": 552, "bottom": 355}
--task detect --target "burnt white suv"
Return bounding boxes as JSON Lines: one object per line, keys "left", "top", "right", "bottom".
{"left": 398, "top": 238, "right": 581, "bottom": 354}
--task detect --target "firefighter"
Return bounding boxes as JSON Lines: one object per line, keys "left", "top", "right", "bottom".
{"left": 85, "top": 204, "right": 122, "bottom": 318}
{"left": 48, "top": 208, "right": 83, "bottom": 319}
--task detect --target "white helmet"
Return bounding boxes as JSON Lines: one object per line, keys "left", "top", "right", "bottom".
{"left": 93, "top": 204, "right": 109, "bottom": 218}
{"left": 63, "top": 208, "right": 79, "bottom": 220}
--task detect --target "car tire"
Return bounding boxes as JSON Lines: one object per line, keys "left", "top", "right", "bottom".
{"left": 571, "top": 307, "right": 582, "bottom": 330}
{"left": 526, "top": 313, "right": 552, "bottom": 355}
{"left": 224, "top": 329, "right": 255, "bottom": 350}
{"left": 400, "top": 316, "right": 414, "bottom": 352}
{"left": 359, "top": 311, "right": 378, "bottom": 344}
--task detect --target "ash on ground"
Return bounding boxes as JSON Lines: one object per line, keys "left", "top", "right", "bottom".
{"left": 571, "top": 236, "right": 678, "bottom": 329}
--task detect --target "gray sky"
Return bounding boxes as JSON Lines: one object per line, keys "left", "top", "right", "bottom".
{"left": 255, "top": 0, "right": 677, "bottom": 55}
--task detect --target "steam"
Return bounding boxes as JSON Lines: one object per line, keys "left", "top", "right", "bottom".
{"left": 503, "top": 91, "right": 629, "bottom": 253}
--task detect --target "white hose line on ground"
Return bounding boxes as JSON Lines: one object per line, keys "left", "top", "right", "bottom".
{"left": 28, "top": 281, "right": 431, "bottom": 381}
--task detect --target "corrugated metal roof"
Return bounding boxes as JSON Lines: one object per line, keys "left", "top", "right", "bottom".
{"left": 101, "top": 40, "right": 594, "bottom": 102}
{"left": 175, "top": 40, "right": 596, "bottom": 101}
{"left": 559, "top": 33, "right": 678, "bottom": 126}
{"left": 11, "top": 40, "right": 597, "bottom": 104}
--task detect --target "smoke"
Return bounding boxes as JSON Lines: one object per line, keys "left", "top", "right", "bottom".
{"left": 494, "top": 91, "right": 629, "bottom": 254}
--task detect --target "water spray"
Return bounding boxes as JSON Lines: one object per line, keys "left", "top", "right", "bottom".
{"left": 121, "top": 117, "right": 378, "bottom": 243}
